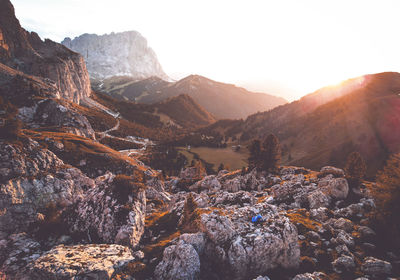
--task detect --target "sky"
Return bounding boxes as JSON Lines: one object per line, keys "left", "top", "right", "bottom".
{"left": 11, "top": 0, "right": 400, "bottom": 101}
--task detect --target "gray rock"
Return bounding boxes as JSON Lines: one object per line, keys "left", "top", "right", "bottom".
{"left": 33, "top": 99, "right": 95, "bottom": 139}
{"left": 190, "top": 175, "right": 221, "bottom": 193}
{"left": 332, "top": 255, "right": 356, "bottom": 273}
{"left": 0, "top": 140, "right": 94, "bottom": 234}
{"left": 310, "top": 207, "right": 331, "bottom": 222}
{"left": 320, "top": 166, "right": 345, "bottom": 177}
{"left": 222, "top": 177, "right": 246, "bottom": 192}
{"left": 335, "top": 244, "right": 352, "bottom": 257}
{"left": 0, "top": 233, "right": 42, "bottom": 278}
{"left": 200, "top": 204, "right": 300, "bottom": 279}
{"left": 332, "top": 218, "right": 354, "bottom": 232}
{"left": 180, "top": 166, "right": 206, "bottom": 180}
{"left": 292, "top": 271, "right": 328, "bottom": 280}
{"left": 65, "top": 173, "right": 146, "bottom": 249}
{"left": 332, "top": 230, "right": 355, "bottom": 247}
{"left": 361, "top": 257, "right": 392, "bottom": 276}
{"left": 358, "top": 226, "right": 376, "bottom": 242}
{"left": 318, "top": 177, "right": 349, "bottom": 200}
{"left": 27, "top": 244, "right": 135, "bottom": 279}
{"left": 155, "top": 240, "right": 200, "bottom": 280}
{"left": 212, "top": 191, "right": 256, "bottom": 206}
{"left": 307, "top": 190, "right": 330, "bottom": 209}
{"left": 200, "top": 212, "right": 235, "bottom": 244}
{"left": 178, "top": 233, "right": 206, "bottom": 255}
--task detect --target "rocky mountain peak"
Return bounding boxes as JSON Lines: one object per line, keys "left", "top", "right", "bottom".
{"left": 61, "top": 31, "right": 169, "bottom": 81}
{"left": 0, "top": 0, "right": 91, "bottom": 104}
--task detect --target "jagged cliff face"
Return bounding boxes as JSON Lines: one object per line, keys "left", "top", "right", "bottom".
{"left": 0, "top": 0, "right": 91, "bottom": 104}
{"left": 61, "top": 31, "right": 168, "bottom": 81}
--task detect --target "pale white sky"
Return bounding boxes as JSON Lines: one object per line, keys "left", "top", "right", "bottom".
{"left": 12, "top": 0, "right": 400, "bottom": 100}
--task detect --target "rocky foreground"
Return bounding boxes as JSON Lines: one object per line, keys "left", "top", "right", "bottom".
{"left": 1, "top": 145, "right": 399, "bottom": 279}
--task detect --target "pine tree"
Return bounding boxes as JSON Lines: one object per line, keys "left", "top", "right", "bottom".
{"left": 180, "top": 193, "right": 199, "bottom": 233}
{"left": 248, "top": 139, "right": 261, "bottom": 170}
{"left": 345, "top": 152, "right": 366, "bottom": 186}
{"left": 261, "top": 134, "right": 281, "bottom": 173}
{"left": 373, "top": 154, "right": 400, "bottom": 250}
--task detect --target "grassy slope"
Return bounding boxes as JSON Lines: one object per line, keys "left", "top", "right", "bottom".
{"left": 178, "top": 146, "right": 249, "bottom": 172}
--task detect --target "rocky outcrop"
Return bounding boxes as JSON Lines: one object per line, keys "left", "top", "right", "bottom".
{"left": 27, "top": 244, "right": 135, "bottom": 280}
{"left": 0, "top": 233, "right": 43, "bottom": 278}
{"left": 0, "top": 139, "right": 94, "bottom": 234}
{"left": 32, "top": 99, "right": 95, "bottom": 139}
{"left": 199, "top": 205, "right": 300, "bottom": 279}
{"left": 0, "top": 0, "right": 91, "bottom": 104}
{"left": 292, "top": 272, "right": 327, "bottom": 280}
{"left": 179, "top": 165, "right": 207, "bottom": 180}
{"left": 62, "top": 31, "right": 168, "bottom": 81}
{"left": 361, "top": 257, "right": 392, "bottom": 277}
{"left": 65, "top": 173, "right": 146, "bottom": 249}
{"left": 155, "top": 239, "right": 201, "bottom": 280}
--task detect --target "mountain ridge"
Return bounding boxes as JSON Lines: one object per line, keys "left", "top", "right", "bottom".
{"left": 200, "top": 72, "right": 400, "bottom": 175}
{"left": 96, "top": 74, "right": 287, "bottom": 119}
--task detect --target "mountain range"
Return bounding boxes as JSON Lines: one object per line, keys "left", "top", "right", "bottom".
{"left": 94, "top": 74, "right": 287, "bottom": 119}
{"left": 202, "top": 72, "right": 400, "bottom": 176}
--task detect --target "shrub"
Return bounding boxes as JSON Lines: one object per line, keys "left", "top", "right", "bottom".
{"left": 0, "top": 96, "right": 22, "bottom": 140}
{"left": 33, "top": 202, "right": 68, "bottom": 240}
{"left": 370, "top": 153, "right": 400, "bottom": 251}
{"left": 180, "top": 193, "right": 201, "bottom": 233}
{"left": 345, "top": 152, "right": 366, "bottom": 186}
{"left": 112, "top": 174, "right": 145, "bottom": 204}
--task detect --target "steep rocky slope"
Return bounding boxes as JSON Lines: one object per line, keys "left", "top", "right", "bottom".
{"left": 201, "top": 72, "right": 400, "bottom": 175}
{"left": 97, "top": 75, "right": 287, "bottom": 119}
{"left": 62, "top": 31, "right": 168, "bottom": 81}
{"left": 0, "top": 0, "right": 91, "bottom": 103}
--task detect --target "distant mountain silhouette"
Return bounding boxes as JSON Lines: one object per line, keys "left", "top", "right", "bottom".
{"left": 93, "top": 74, "right": 287, "bottom": 119}
{"left": 92, "top": 91, "right": 215, "bottom": 130}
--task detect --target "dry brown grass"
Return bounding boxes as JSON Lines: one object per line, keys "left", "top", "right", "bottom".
{"left": 286, "top": 209, "right": 322, "bottom": 234}
{"left": 22, "top": 129, "right": 147, "bottom": 176}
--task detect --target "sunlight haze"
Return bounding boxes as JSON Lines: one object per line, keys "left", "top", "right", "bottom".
{"left": 12, "top": 0, "right": 400, "bottom": 101}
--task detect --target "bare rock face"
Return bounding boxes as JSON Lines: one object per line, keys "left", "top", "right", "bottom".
{"left": 155, "top": 239, "right": 201, "bottom": 280}
{"left": 65, "top": 173, "right": 146, "bottom": 249}
{"left": 62, "top": 31, "right": 168, "bottom": 81}
{"left": 292, "top": 272, "right": 328, "bottom": 280}
{"left": 318, "top": 176, "right": 349, "bottom": 200}
{"left": 361, "top": 257, "right": 392, "bottom": 276}
{"left": 27, "top": 244, "right": 135, "bottom": 280}
{"left": 0, "top": 139, "right": 94, "bottom": 234}
{"left": 0, "top": 0, "right": 91, "bottom": 104}
{"left": 199, "top": 204, "right": 300, "bottom": 279}
{"left": 180, "top": 165, "right": 207, "bottom": 180}
{"left": 0, "top": 233, "right": 43, "bottom": 278}
{"left": 32, "top": 99, "right": 95, "bottom": 139}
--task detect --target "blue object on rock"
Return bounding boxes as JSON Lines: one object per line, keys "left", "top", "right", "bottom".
{"left": 251, "top": 214, "right": 263, "bottom": 223}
